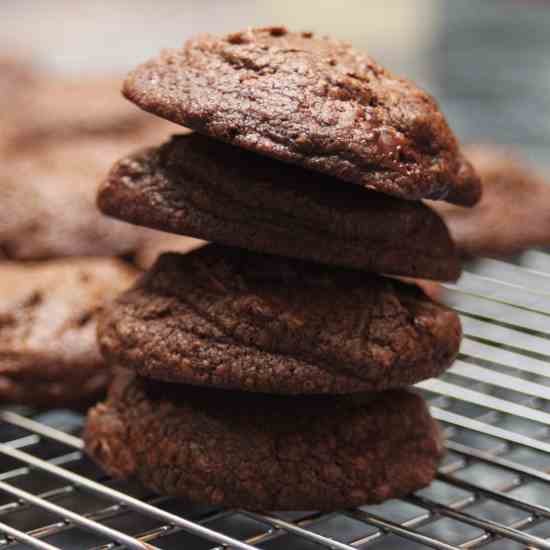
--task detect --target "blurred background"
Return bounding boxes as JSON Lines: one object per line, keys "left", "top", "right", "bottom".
{"left": 2, "top": 0, "right": 549, "bottom": 168}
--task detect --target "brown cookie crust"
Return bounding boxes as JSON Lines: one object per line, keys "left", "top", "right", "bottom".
{"left": 123, "top": 27, "right": 480, "bottom": 205}
{"left": 430, "top": 145, "right": 550, "bottom": 257}
{"left": 98, "top": 246, "right": 462, "bottom": 393}
{"left": 99, "top": 133, "right": 461, "bottom": 281}
{"left": 85, "top": 371, "right": 444, "bottom": 511}
{"left": 0, "top": 258, "right": 137, "bottom": 408}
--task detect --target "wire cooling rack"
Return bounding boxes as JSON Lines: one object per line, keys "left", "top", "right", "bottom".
{"left": 1, "top": 253, "right": 550, "bottom": 549}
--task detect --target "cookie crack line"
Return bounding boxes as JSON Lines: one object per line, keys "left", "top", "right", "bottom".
{"left": 173, "top": 289, "right": 373, "bottom": 385}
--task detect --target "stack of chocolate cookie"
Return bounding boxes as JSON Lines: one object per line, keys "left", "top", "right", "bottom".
{"left": 85, "top": 27, "right": 481, "bottom": 511}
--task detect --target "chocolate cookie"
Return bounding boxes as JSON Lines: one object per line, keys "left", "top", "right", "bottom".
{"left": 0, "top": 258, "right": 137, "bottom": 408}
{"left": 1, "top": 135, "right": 172, "bottom": 261}
{"left": 4, "top": 76, "right": 175, "bottom": 153}
{"left": 85, "top": 371, "right": 443, "bottom": 510}
{"left": 430, "top": 145, "right": 550, "bottom": 257}
{"left": 100, "top": 133, "right": 461, "bottom": 280}
{"left": 123, "top": 27, "right": 480, "bottom": 205}
{"left": 99, "top": 246, "right": 461, "bottom": 394}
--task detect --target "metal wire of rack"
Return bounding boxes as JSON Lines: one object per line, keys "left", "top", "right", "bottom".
{"left": 1, "top": 254, "right": 550, "bottom": 549}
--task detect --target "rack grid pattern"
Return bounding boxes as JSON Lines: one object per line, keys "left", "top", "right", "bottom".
{"left": 1, "top": 253, "right": 550, "bottom": 549}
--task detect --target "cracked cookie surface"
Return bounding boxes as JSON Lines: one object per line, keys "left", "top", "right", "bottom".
{"left": 85, "top": 370, "right": 444, "bottom": 510}
{"left": 0, "top": 258, "right": 137, "bottom": 407}
{"left": 123, "top": 26, "right": 480, "bottom": 205}
{"left": 100, "top": 133, "right": 461, "bottom": 281}
{"left": 98, "top": 245, "right": 461, "bottom": 393}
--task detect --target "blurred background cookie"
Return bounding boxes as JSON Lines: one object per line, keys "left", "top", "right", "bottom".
{"left": 4, "top": 76, "right": 173, "bottom": 153}
{"left": 0, "top": 55, "right": 39, "bottom": 154}
{"left": 1, "top": 71, "right": 195, "bottom": 266}
{"left": 430, "top": 145, "right": 550, "bottom": 258}
{"left": 2, "top": 136, "right": 161, "bottom": 260}
{"left": 0, "top": 258, "right": 137, "bottom": 408}
{"left": 0, "top": 55, "right": 37, "bottom": 99}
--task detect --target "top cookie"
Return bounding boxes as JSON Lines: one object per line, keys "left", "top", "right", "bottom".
{"left": 123, "top": 26, "right": 481, "bottom": 205}
{"left": 0, "top": 56, "right": 38, "bottom": 153}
